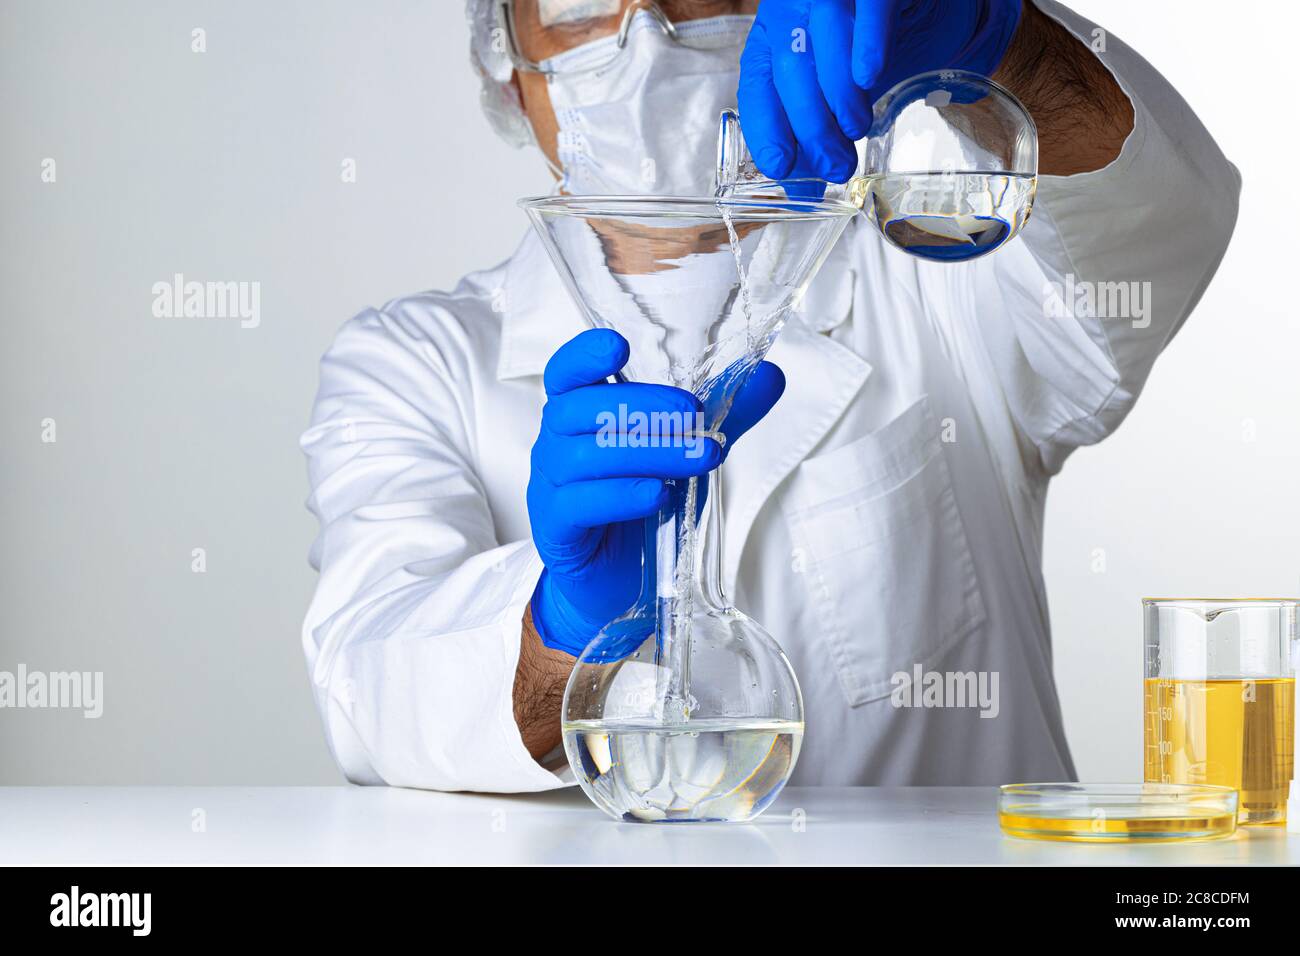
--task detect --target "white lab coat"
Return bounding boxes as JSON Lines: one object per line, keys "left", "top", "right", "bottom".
{"left": 300, "top": 1, "right": 1239, "bottom": 791}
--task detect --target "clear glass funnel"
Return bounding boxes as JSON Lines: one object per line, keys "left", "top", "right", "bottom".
{"left": 718, "top": 69, "right": 1038, "bottom": 262}
{"left": 521, "top": 192, "right": 856, "bottom": 822}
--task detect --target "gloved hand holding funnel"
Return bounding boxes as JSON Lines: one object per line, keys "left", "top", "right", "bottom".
{"left": 528, "top": 328, "right": 785, "bottom": 658}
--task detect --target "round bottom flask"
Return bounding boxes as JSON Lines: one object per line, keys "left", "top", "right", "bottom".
{"left": 561, "top": 470, "right": 804, "bottom": 824}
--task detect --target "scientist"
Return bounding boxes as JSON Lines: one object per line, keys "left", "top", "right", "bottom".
{"left": 301, "top": 0, "right": 1238, "bottom": 789}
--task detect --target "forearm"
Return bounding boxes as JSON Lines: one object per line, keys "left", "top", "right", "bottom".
{"left": 993, "top": 1, "right": 1134, "bottom": 176}
{"left": 513, "top": 604, "right": 572, "bottom": 760}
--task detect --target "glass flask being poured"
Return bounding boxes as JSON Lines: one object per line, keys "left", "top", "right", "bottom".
{"left": 718, "top": 69, "right": 1039, "bottom": 262}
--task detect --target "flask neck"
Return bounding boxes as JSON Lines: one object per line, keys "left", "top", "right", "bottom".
{"left": 646, "top": 465, "right": 728, "bottom": 717}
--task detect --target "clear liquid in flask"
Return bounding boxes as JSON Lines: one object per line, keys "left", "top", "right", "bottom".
{"left": 563, "top": 717, "right": 803, "bottom": 823}
{"left": 862, "top": 170, "right": 1036, "bottom": 262}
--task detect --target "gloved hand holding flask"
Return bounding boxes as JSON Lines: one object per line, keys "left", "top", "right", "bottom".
{"left": 738, "top": 0, "right": 1023, "bottom": 182}
{"left": 528, "top": 329, "right": 785, "bottom": 658}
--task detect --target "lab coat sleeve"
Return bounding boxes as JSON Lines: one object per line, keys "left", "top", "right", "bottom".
{"left": 972, "top": 0, "right": 1241, "bottom": 475}
{"left": 300, "top": 303, "right": 564, "bottom": 793}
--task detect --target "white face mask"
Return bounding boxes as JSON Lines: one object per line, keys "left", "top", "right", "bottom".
{"left": 539, "top": 13, "right": 752, "bottom": 197}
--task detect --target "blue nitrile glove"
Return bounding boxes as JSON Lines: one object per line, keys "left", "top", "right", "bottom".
{"left": 528, "top": 329, "right": 785, "bottom": 658}
{"left": 738, "top": 0, "right": 1023, "bottom": 182}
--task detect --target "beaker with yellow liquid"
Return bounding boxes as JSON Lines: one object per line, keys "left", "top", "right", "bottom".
{"left": 1144, "top": 599, "right": 1298, "bottom": 825}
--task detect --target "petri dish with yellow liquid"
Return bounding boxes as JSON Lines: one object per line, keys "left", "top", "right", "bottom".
{"left": 999, "top": 783, "right": 1238, "bottom": 843}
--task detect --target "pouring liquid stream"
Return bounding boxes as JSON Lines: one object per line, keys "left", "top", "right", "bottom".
{"left": 653, "top": 191, "right": 751, "bottom": 726}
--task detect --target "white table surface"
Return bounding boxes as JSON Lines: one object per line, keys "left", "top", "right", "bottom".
{"left": 0, "top": 786, "right": 1295, "bottom": 865}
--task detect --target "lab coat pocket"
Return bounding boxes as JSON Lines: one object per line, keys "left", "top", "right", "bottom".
{"left": 782, "top": 397, "right": 987, "bottom": 706}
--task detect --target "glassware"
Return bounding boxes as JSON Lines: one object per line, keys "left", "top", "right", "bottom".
{"left": 521, "top": 191, "right": 857, "bottom": 822}
{"left": 717, "top": 69, "right": 1038, "bottom": 262}
{"left": 519, "top": 70, "right": 1035, "bottom": 823}
{"left": 998, "top": 783, "right": 1238, "bottom": 843}
{"left": 1144, "top": 598, "right": 1298, "bottom": 825}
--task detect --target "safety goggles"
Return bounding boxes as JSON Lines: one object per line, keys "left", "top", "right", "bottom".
{"left": 495, "top": 0, "right": 757, "bottom": 74}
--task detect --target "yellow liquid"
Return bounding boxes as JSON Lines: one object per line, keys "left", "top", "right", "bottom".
{"left": 1144, "top": 678, "right": 1295, "bottom": 825}
{"left": 999, "top": 810, "right": 1236, "bottom": 843}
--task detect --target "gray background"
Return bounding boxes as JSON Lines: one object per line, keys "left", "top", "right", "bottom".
{"left": 1, "top": 0, "right": 1294, "bottom": 784}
